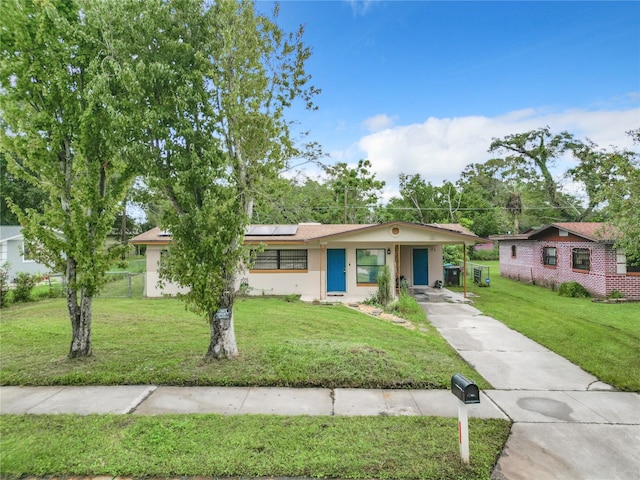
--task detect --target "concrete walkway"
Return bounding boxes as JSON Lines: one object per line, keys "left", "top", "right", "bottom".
{"left": 421, "top": 297, "right": 640, "bottom": 480}
{"left": 1, "top": 293, "right": 639, "bottom": 479}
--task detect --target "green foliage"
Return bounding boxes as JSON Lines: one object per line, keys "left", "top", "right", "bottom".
{"left": 132, "top": 1, "right": 319, "bottom": 358}
{"left": 0, "top": 153, "right": 47, "bottom": 225}
{"left": 608, "top": 290, "right": 624, "bottom": 299}
{"left": 0, "top": 262, "right": 9, "bottom": 308}
{"left": 376, "top": 265, "right": 393, "bottom": 306}
{"left": 323, "top": 159, "right": 385, "bottom": 223}
{"left": 558, "top": 281, "right": 591, "bottom": 298}
{"left": 568, "top": 129, "right": 640, "bottom": 261}
{"left": 470, "top": 245, "right": 500, "bottom": 261}
{"left": 12, "top": 272, "right": 37, "bottom": 303}
{"left": 0, "top": 415, "right": 510, "bottom": 480}
{"left": 388, "top": 291, "right": 423, "bottom": 319}
{"left": 0, "top": 0, "right": 148, "bottom": 355}
{"left": 443, "top": 245, "right": 463, "bottom": 265}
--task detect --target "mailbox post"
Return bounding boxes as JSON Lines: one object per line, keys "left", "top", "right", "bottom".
{"left": 451, "top": 374, "right": 480, "bottom": 465}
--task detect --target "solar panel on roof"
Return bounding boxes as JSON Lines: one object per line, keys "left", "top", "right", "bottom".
{"left": 245, "top": 225, "right": 298, "bottom": 236}
{"left": 273, "top": 225, "right": 298, "bottom": 235}
{"left": 249, "top": 226, "right": 277, "bottom": 235}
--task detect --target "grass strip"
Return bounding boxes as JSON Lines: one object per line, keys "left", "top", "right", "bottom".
{"left": 0, "top": 414, "right": 510, "bottom": 479}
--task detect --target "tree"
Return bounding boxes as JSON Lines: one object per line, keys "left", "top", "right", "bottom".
{"left": 324, "top": 159, "right": 385, "bottom": 223}
{"left": 567, "top": 129, "right": 640, "bottom": 260}
{"left": 0, "top": 0, "right": 140, "bottom": 357}
{"left": 379, "top": 173, "right": 445, "bottom": 224}
{"left": 136, "top": 0, "right": 318, "bottom": 359}
{"left": 489, "top": 127, "right": 580, "bottom": 221}
{"left": 252, "top": 175, "right": 336, "bottom": 224}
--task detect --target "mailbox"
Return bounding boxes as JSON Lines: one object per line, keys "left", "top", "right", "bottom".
{"left": 451, "top": 374, "right": 480, "bottom": 404}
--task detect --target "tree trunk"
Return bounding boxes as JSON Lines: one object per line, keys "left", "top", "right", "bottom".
{"left": 66, "top": 259, "right": 92, "bottom": 358}
{"left": 204, "top": 279, "right": 238, "bottom": 360}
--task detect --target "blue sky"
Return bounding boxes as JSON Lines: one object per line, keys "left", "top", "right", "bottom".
{"left": 257, "top": 1, "right": 640, "bottom": 198}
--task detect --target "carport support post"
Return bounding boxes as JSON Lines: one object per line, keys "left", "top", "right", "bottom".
{"left": 458, "top": 401, "right": 470, "bottom": 464}
{"left": 462, "top": 243, "right": 467, "bottom": 299}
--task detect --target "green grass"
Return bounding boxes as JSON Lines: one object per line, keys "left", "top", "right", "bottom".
{"left": 0, "top": 414, "right": 510, "bottom": 479}
{"left": 458, "top": 261, "right": 640, "bottom": 392}
{"left": 0, "top": 297, "right": 487, "bottom": 389}
{"left": 0, "top": 296, "right": 509, "bottom": 479}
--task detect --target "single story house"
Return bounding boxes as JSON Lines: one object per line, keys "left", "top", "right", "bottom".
{"left": 492, "top": 222, "right": 640, "bottom": 300}
{"left": 0, "top": 226, "right": 52, "bottom": 281}
{"left": 130, "top": 221, "right": 482, "bottom": 302}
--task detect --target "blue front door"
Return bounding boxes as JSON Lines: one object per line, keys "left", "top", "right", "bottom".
{"left": 327, "top": 249, "right": 346, "bottom": 292}
{"left": 413, "top": 248, "right": 429, "bottom": 286}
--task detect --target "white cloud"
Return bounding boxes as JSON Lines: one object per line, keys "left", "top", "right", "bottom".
{"left": 356, "top": 107, "right": 640, "bottom": 200}
{"left": 362, "top": 114, "right": 397, "bottom": 132}
{"left": 345, "top": 0, "right": 374, "bottom": 16}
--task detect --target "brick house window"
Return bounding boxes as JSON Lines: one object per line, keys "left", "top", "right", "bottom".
{"left": 252, "top": 250, "right": 308, "bottom": 271}
{"left": 511, "top": 245, "right": 517, "bottom": 258}
{"left": 616, "top": 250, "right": 640, "bottom": 275}
{"left": 543, "top": 246, "right": 557, "bottom": 266}
{"left": 572, "top": 248, "right": 590, "bottom": 271}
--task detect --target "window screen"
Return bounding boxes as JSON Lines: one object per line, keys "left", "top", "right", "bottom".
{"left": 543, "top": 247, "right": 557, "bottom": 266}
{"left": 253, "top": 250, "right": 307, "bottom": 270}
{"left": 572, "top": 248, "right": 590, "bottom": 271}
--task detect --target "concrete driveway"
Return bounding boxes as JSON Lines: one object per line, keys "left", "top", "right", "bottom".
{"left": 421, "top": 299, "right": 640, "bottom": 480}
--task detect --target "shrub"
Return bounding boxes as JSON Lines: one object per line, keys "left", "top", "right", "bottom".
{"left": 608, "top": 290, "right": 624, "bottom": 299}
{"left": 0, "top": 263, "right": 10, "bottom": 308}
{"left": 443, "top": 245, "right": 463, "bottom": 265}
{"left": 558, "top": 281, "right": 591, "bottom": 298}
{"left": 389, "top": 290, "right": 421, "bottom": 316}
{"left": 13, "top": 272, "right": 38, "bottom": 303}
{"left": 362, "top": 292, "right": 380, "bottom": 306}
{"left": 470, "top": 245, "right": 499, "bottom": 261}
{"left": 377, "top": 265, "right": 393, "bottom": 307}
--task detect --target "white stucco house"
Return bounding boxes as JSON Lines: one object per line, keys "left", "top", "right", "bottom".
{"left": 0, "top": 226, "right": 52, "bottom": 281}
{"left": 131, "top": 221, "right": 481, "bottom": 302}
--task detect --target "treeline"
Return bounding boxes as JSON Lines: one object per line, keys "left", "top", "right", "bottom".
{"left": 250, "top": 127, "right": 640, "bottom": 241}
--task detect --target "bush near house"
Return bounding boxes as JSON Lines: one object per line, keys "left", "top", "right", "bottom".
{"left": 12, "top": 272, "right": 39, "bottom": 303}
{"left": 558, "top": 281, "right": 591, "bottom": 298}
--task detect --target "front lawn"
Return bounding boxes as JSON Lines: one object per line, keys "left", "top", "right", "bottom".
{"left": 460, "top": 261, "right": 640, "bottom": 391}
{"left": 0, "top": 296, "right": 487, "bottom": 389}
{"left": 0, "top": 414, "right": 510, "bottom": 480}
{"left": 0, "top": 296, "right": 510, "bottom": 480}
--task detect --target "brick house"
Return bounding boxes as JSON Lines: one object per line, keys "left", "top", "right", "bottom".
{"left": 492, "top": 223, "right": 640, "bottom": 300}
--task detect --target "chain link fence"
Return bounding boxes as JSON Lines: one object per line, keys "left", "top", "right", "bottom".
{"left": 46, "top": 271, "right": 145, "bottom": 298}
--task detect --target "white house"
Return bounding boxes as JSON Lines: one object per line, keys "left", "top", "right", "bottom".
{"left": 0, "top": 226, "right": 52, "bottom": 281}
{"left": 131, "top": 222, "right": 481, "bottom": 302}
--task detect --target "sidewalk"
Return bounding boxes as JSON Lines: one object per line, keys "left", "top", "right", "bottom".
{"left": 1, "top": 295, "right": 639, "bottom": 479}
